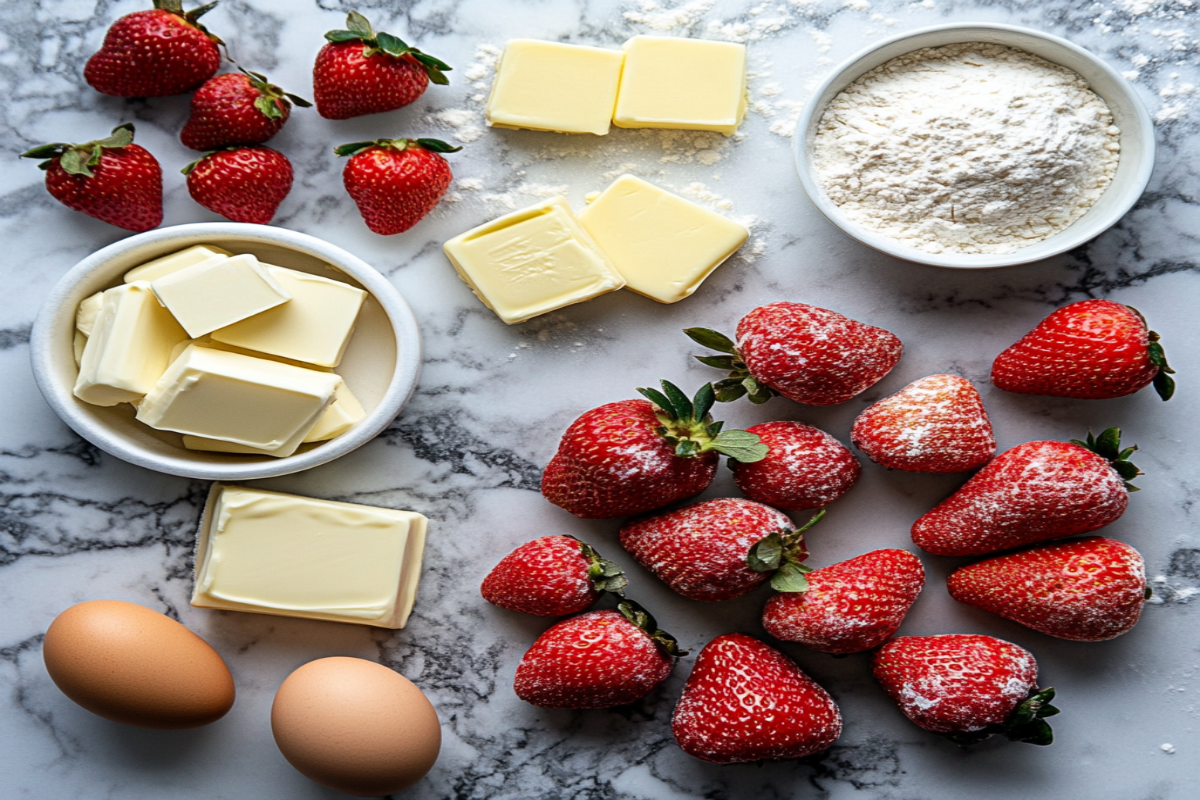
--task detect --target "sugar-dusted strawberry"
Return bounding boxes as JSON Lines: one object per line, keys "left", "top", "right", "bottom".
{"left": 183, "top": 146, "right": 293, "bottom": 224}
{"left": 911, "top": 427, "right": 1138, "bottom": 557}
{"left": 762, "top": 549, "right": 924, "bottom": 654}
{"left": 181, "top": 69, "right": 311, "bottom": 151}
{"left": 513, "top": 601, "right": 682, "bottom": 709}
{"left": 337, "top": 137, "right": 460, "bottom": 235}
{"left": 948, "top": 537, "right": 1148, "bottom": 641}
{"left": 872, "top": 634, "right": 1059, "bottom": 745}
{"left": 852, "top": 374, "right": 996, "bottom": 473}
{"left": 84, "top": 0, "right": 222, "bottom": 97}
{"left": 542, "top": 381, "right": 768, "bottom": 519}
{"left": 731, "top": 421, "right": 860, "bottom": 510}
{"left": 21, "top": 123, "right": 162, "bottom": 232}
{"left": 686, "top": 302, "right": 902, "bottom": 406}
{"left": 672, "top": 633, "right": 841, "bottom": 763}
{"left": 313, "top": 11, "right": 450, "bottom": 120}
{"left": 481, "top": 535, "right": 627, "bottom": 617}
{"left": 992, "top": 299, "right": 1175, "bottom": 401}
{"left": 621, "top": 499, "right": 822, "bottom": 602}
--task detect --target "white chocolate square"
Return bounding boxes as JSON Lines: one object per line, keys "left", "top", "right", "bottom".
{"left": 123, "top": 244, "right": 232, "bottom": 283}
{"left": 487, "top": 40, "right": 625, "bottom": 135}
{"left": 614, "top": 36, "right": 747, "bottom": 135}
{"left": 151, "top": 253, "right": 291, "bottom": 338}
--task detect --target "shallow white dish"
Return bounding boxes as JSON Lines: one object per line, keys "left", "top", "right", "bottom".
{"left": 793, "top": 22, "right": 1156, "bottom": 269}
{"left": 30, "top": 223, "right": 422, "bottom": 480}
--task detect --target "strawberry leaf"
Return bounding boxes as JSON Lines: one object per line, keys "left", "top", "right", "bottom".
{"left": 637, "top": 386, "right": 675, "bottom": 417}
{"left": 695, "top": 355, "right": 737, "bottom": 369}
{"left": 414, "top": 138, "right": 462, "bottom": 153}
{"left": 684, "top": 327, "right": 737, "bottom": 355}
{"left": 661, "top": 380, "right": 694, "bottom": 421}
{"left": 345, "top": 10, "right": 374, "bottom": 39}
{"left": 710, "top": 430, "right": 767, "bottom": 463}
{"left": 692, "top": 382, "right": 715, "bottom": 422}
{"left": 1094, "top": 427, "right": 1121, "bottom": 460}
{"left": 20, "top": 143, "right": 68, "bottom": 160}
{"left": 770, "top": 561, "right": 811, "bottom": 592}
{"left": 59, "top": 149, "right": 92, "bottom": 177}
{"left": 254, "top": 94, "right": 285, "bottom": 120}
{"left": 334, "top": 141, "right": 381, "bottom": 157}
{"left": 747, "top": 533, "right": 783, "bottom": 572}
{"left": 324, "top": 29, "right": 361, "bottom": 43}
{"left": 374, "top": 31, "right": 410, "bottom": 57}
{"left": 411, "top": 51, "right": 453, "bottom": 72}
{"left": 713, "top": 379, "right": 747, "bottom": 403}
{"left": 617, "top": 599, "right": 687, "bottom": 657}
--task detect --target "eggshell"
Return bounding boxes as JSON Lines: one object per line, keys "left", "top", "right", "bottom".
{"left": 42, "top": 599, "right": 235, "bottom": 729}
{"left": 271, "top": 657, "right": 441, "bottom": 796}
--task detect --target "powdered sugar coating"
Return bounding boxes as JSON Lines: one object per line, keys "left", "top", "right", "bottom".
{"left": 514, "top": 610, "right": 673, "bottom": 709}
{"left": 872, "top": 634, "right": 1037, "bottom": 733}
{"left": 620, "top": 498, "right": 794, "bottom": 601}
{"left": 481, "top": 536, "right": 598, "bottom": 617}
{"left": 948, "top": 536, "right": 1147, "bottom": 641}
{"left": 672, "top": 633, "right": 842, "bottom": 763}
{"left": 542, "top": 399, "right": 717, "bottom": 519}
{"left": 911, "top": 440, "right": 1128, "bottom": 556}
{"left": 763, "top": 549, "right": 925, "bottom": 654}
{"left": 734, "top": 421, "right": 861, "bottom": 510}
{"left": 853, "top": 374, "right": 996, "bottom": 473}
{"left": 736, "top": 302, "right": 902, "bottom": 406}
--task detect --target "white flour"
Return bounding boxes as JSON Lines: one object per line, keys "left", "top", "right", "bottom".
{"left": 812, "top": 42, "right": 1122, "bottom": 255}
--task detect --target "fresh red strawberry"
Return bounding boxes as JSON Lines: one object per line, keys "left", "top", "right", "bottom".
{"left": 762, "top": 549, "right": 924, "bottom": 654}
{"left": 313, "top": 11, "right": 450, "bottom": 120}
{"left": 183, "top": 146, "right": 293, "bottom": 224}
{"left": 542, "top": 381, "right": 767, "bottom": 519}
{"left": 337, "top": 137, "right": 460, "bottom": 235}
{"left": 911, "top": 427, "right": 1137, "bottom": 557}
{"left": 872, "top": 634, "right": 1059, "bottom": 745}
{"left": 21, "top": 123, "right": 162, "bottom": 232}
{"left": 481, "top": 535, "right": 627, "bottom": 617}
{"left": 993, "top": 299, "right": 1174, "bottom": 401}
{"left": 686, "top": 302, "right": 902, "bottom": 406}
{"left": 181, "top": 69, "right": 311, "bottom": 151}
{"left": 84, "top": 0, "right": 222, "bottom": 97}
{"left": 852, "top": 374, "right": 996, "bottom": 473}
{"left": 948, "top": 536, "right": 1148, "bottom": 641}
{"left": 732, "top": 421, "right": 860, "bottom": 510}
{"left": 621, "top": 499, "right": 821, "bottom": 602}
{"left": 513, "top": 601, "right": 682, "bottom": 709}
{"left": 672, "top": 633, "right": 841, "bottom": 763}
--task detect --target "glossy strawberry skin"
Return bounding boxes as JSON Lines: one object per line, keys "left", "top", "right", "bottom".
{"left": 542, "top": 399, "right": 717, "bottom": 519}
{"left": 736, "top": 303, "right": 902, "bottom": 406}
{"left": 732, "top": 421, "right": 860, "bottom": 510}
{"left": 186, "top": 146, "right": 293, "bottom": 224}
{"left": 620, "top": 498, "right": 794, "bottom": 602}
{"left": 672, "top": 633, "right": 841, "bottom": 764}
{"left": 85, "top": 9, "right": 220, "bottom": 97}
{"left": 872, "top": 635, "right": 1037, "bottom": 735}
{"left": 992, "top": 300, "right": 1160, "bottom": 399}
{"left": 514, "top": 610, "right": 673, "bottom": 709}
{"left": 313, "top": 41, "right": 429, "bottom": 120}
{"left": 852, "top": 374, "right": 996, "bottom": 473}
{"left": 481, "top": 536, "right": 599, "bottom": 617}
{"left": 763, "top": 549, "right": 925, "bottom": 654}
{"left": 181, "top": 73, "right": 289, "bottom": 151}
{"left": 342, "top": 144, "right": 453, "bottom": 235}
{"left": 44, "top": 144, "right": 163, "bottom": 232}
{"left": 911, "top": 440, "right": 1128, "bottom": 557}
{"left": 948, "top": 536, "right": 1147, "bottom": 641}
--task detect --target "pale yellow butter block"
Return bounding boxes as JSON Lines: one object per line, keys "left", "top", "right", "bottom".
{"left": 191, "top": 484, "right": 427, "bottom": 629}
{"left": 577, "top": 174, "right": 749, "bottom": 303}
{"left": 487, "top": 39, "right": 624, "bottom": 135}
{"left": 73, "top": 331, "right": 87, "bottom": 367}
{"left": 75, "top": 292, "right": 105, "bottom": 336}
{"left": 136, "top": 344, "right": 339, "bottom": 456}
{"left": 151, "top": 253, "right": 291, "bottom": 338}
{"left": 123, "top": 244, "right": 231, "bottom": 283}
{"left": 74, "top": 283, "right": 188, "bottom": 406}
{"left": 614, "top": 36, "right": 747, "bottom": 135}
{"left": 210, "top": 266, "right": 367, "bottom": 368}
{"left": 443, "top": 197, "right": 625, "bottom": 325}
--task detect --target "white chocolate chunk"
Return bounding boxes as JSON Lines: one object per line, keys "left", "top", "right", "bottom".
{"left": 75, "top": 292, "right": 105, "bottom": 337}
{"left": 487, "top": 40, "right": 625, "bottom": 135}
{"left": 123, "top": 245, "right": 232, "bottom": 283}
{"left": 151, "top": 253, "right": 291, "bottom": 338}
{"left": 614, "top": 36, "right": 747, "bottom": 135}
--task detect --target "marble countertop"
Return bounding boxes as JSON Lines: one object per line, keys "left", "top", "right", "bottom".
{"left": 2, "top": 0, "right": 1198, "bottom": 797}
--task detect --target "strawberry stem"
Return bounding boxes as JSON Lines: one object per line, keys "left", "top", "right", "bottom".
{"left": 20, "top": 123, "right": 137, "bottom": 178}
{"left": 1069, "top": 427, "right": 1141, "bottom": 491}
{"left": 943, "top": 686, "right": 1059, "bottom": 746}
{"left": 684, "top": 327, "right": 776, "bottom": 404}
{"left": 617, "top": 599, "right": 687, "bottom": 658}
{"left": 577, "top": 539, "right": 628, "bottom": 596}
{"left": 637, "top": 380, "right": 767, "bottom": 463}
{"left": 747, "top": 509, "right": 822, "bottom": 591}
{"left": 324, "top": 11, "right": 452, "bottom": 84}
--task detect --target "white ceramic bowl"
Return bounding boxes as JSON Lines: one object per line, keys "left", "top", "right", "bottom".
{"left": 30, "top": 223, "right": 422, "bottom": 480}
{"left": 793, "top": 23, "right": 1156, "bottom": 269}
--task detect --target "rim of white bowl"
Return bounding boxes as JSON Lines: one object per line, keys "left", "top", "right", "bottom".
{"left": 30, "top": 223, "right": 423, "bottom": 480}
{"left": 793, "top": 22, "right": 1157, "bottom": 269}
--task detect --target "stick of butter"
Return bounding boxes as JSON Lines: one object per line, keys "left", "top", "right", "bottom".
{"left": 123, "top": 244, "right": 232, "bottom": 284}
{"left": 443, "top": 196, "right": 625, "bottom": 325}
{"left": 614, "top": 36, "right": 747, "bottom": 136}
{"left": 577, "top": 174, "right": 749, "bottom": 303}
{"left": 74, "top": 283, "right": 188, "bottom": 406}
{"left": 151, "top": 253, "right": 291, "bottom": 338}
{"left": 136, "top": 345, "right": 339, "bottom": 456}
{"left": 191, "top": 484, "right": 427, "bottom": 629}
{"left": 486, "top": 40, "right": 625, "bottom": 135}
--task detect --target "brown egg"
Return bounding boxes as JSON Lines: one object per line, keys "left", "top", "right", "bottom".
{"left": 43, "top": 599, "right": 235, "bottom": 729}
{"left": 271, "top": 657, "right": 441, "bottom": 797}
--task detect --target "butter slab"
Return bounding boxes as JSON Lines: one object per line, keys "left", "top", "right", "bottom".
{"left": 487, "top": 40, "right": 625, "bottom": 135}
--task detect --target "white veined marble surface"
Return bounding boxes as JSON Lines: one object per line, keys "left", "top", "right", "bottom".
{"left": 1, "top": 0, "right": 1198, "bottom": 797}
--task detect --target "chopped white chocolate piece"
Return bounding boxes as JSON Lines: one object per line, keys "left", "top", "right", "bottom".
{"left": 123, "top": 244, "right": 232, "bottom": 283}
{"left": 614, "top": 36, "right": 747, "bottom": 135}
{"left": 151, "top": 253, "right": 291, "bottom": 338}
{"left": 486, "top": 40, "right": 625, "bottom": 135}
{"left": 75, "top": 292, "right": 105, "bottom": 337}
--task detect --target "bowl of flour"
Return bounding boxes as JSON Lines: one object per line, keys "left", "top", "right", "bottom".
{"left": 794, "top": 23, "right": 1155, "bottom": 269}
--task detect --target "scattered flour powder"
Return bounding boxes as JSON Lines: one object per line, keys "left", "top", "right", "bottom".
{"left": 812, "top": 42, "right": 1122, "bottom": 255}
